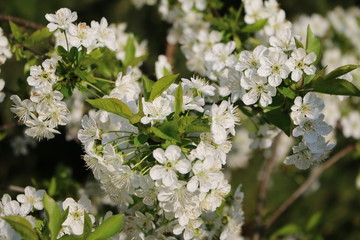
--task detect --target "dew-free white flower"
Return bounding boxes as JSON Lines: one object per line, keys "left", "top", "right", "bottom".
{"left": 78, "top": 115, "right": 100, "bottom": 150}
{"left": 286, "top": 48, "right": 317, "bottom": 82}
{"left": 258, "top": 51, "right": 290, "bottom": 87}
{"left": 205, "top": 42, "right": 237, "bottom": 72}
{"left": 110, "top": 70, "right": 141, "bottom": 103}
{"left": 27, "top": 60, "right": 58, "bottom": 89}
{"left": 264, "top": 9, "right": 292, "bottom": 36}
{"left": 91, "top": 17, "right": 117, "bottom": 50}
{"left": 0, "top": 79, "right": 5, "bottom": 103}
{"left": 236, "top": 45, "right": 269, "bottom": 78}
{"left": 292, "top": 114, "right": 332, "bottom": 144}
{"left": 291, "top": 92, "right": 324, "bottom": 124}
{"left": 269, "top": 28, "right": 296, "bottom": 51}
{"left": 25, "top": 118, "right": 60, "bottom": 140}
{"left": 62, "top": 197, "right": 94, "bottom": 235}
{"left": 150, "top": 145, "right": 191, "bottom": 187}
{"left": 16, "top": 186, "right": 45, "bottom": 211}
{"left": 181, "top": 76, "right": 215, "bottom": 97}
{"left": 3, "top": 200, "right": 31, "bottom": 216}
{"left": 284, "top": 142, "right": 321, "bottom": 170}
{"left": 141, "top": 96, "right": 174, "bottom": 124}
{"left": 68, "top": 22, "right": 96, "bottom": 49}
{"left": 179, "top": 0, "right": 206, "bottom": 12}
{"left": 244, "top": 0, "right": 265, "bottom": 24}
{"left": 45, "top": 8, "right": 78, "bottom": 32}
{"left": 241, "top": 75, "right": 276, "bottom": 107}
{"left": 83, "top": 153, "right": 107, "bottom": 179}
{"left": 173, "top": 219, "right": 202, "bottom": 240}
{"left": 249, "top": 124, "right": 279, "bottom": 149}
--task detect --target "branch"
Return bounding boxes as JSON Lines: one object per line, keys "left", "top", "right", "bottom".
{"left": 0, "top": 122, "right": 18, "bottom": 131}
{"left": 265, "top": 144, "right": 355, "bottom": 230}
{"left": 253, "top": 133, "right": 282, "bottom": 240}
{"left": 0, "top": 14, "right": 44, "bottom": 30}
{"left": 165, "top": 42, "right": 176, "bottom": 67}
{"left": 1, "top": 184, "right": 25, "bottom": 193}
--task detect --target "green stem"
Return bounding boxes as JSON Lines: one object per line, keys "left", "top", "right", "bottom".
{"left": 94, "top": 77, "right": 115, "bottom": 84}
{"left": 133, "top": 152, "right": 152, "bottom": 169}
{"left": 113, "top": 139, "right": 131, "bottom": 148}
{"left": 83, "top": 81, "right": 106, "bottom": 95}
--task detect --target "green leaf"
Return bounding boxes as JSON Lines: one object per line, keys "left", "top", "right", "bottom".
{"left": 278, "top": 87, "right": 296, "bottom": 99}
{"left": 174, "top": 83, "right": 183, "bottom": 116}
{"left": 127, "top": 54, "right": 148, "bottom": 67}
{"left": 142, "top": 75, "right": 154, "bottom": 101}
{"left": 264, "top": 108, "right": 291, "bottom": 136}
{"left": 312, "top": 78, "right": 360, "bottom": 96}
{"left": 159, "top": 121, "right": 180, "bottom": 142}
{"left": 48, "top": 177, "right": 57, "bottom": 196}
{"left": 151, "top": 127, "right": 179, "bottom": 143}
{"left": 271, "top": 224, "right": 300, "bottom": 237}
{"left": 86, "top": 98, "right": 133, "bottom": 119}
{"left": 323, "top": 64, "right": 359, "bottom": 81}
{"left": 306, "top": 26, "right": 321, "bottom": 65}
{"left": 148, "top": 74, "right": 179, "bottom": 102}
{"left": 294, "top": 37, "right": 304, "bottom": 49}
{"left": 134, "top": 134, "right": 149, "bottom": 147}
{"left": 185, "top": 119, "right": 210, "bottom": 133}
{"left": 87, "top": 215, "right": 124, "bottom": 240}
{"left": 178, "top": 116, "right": 198, "bottom": 133}
{"left": 0, "top": 131, "right": 7, "bottom": 141}
{"left": 262, "top": 94, "right": 285, "bottom": 110}
{"left": 56, "top": 46, "right": 68, "bottom": 56}
{"left": 306, "top": 212, "right": 322, "bottom": 231}
{"left": 43, "top": 194, "right": 62, "bottom": 240}
{"left": 304, "top": 67, "right": 326, "bottom": 85}
{"left": 2, "top": 216, "right": 39, "bottom": 240}
{"left": 241, "top": 19, "right": 267, "bottom": 33}
{"left": 124, "top": 37, "right": 136, "bottom": 66}
{"left": 9, "top": 21, "right": 23, "bottom": 41}
{"left": 28, "top": 27, "right": 52, "bottom": 42}
{"left": 82, "top": 212, "right": 93, "bottom": 239}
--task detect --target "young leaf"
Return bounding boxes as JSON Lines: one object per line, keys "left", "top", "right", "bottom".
{"left": 178, "top": 116, "right": 198, "bottom": 133}
{"left": 278, "top": 87, "right": 296, "bottom": 99}
{"left": 82, "top": 212, "right": 93, "bottom": 239}
{"left": 9, "top": 21, "right": 23, "bottom": 41}
{"left": 148, "top": 74, "right": 179, "bottom": 102}
{"left": 264, "top": 108, "right": 291, "bottom": 136}
{"left": 241, "top": 19, "right": 267, "bottom": 33}
{"left": 86, "top": 98, "right": 133, "bottom": 119}
{"left": 174, "top": 83, "right": 183, "bottom": 116}
{"left": 142, "top": 75, "right": 154, "bottom": 101}
{"left": 322, "top": 64, "right": 359, "bottom": 81}
{"left": 124, "top": 37, "right": 135, "bottom": 66}
{"left": 2, "top": 216, "right": 39, "bottom": 240}
{"left": 306, "top": 26, "right": 321, "bottom": 65}
{"left": 294, "top": 37, "right": 304, "bottom": 49}
{"left": 28, "top": 27, "right": 52, "bottom": 43}
{"left": 87, "top": 214, "right": 124, "bottom": 240}
{"left": 43, "top": 194, "right": 62, "bottom": 240}
{"left": 151, "top": 127, "right": 179, "bottom": 143}
{"left": 304, "top": 67, "right": 326, "bottom": 85}
{"left": 185, "top": 120, "right": 210, "bottom": 133}
{"left": 312, "top": 78, "right": 360, "bottom": 96}
{"left": 159, "top": 121, "right": 181, "bottom": 142}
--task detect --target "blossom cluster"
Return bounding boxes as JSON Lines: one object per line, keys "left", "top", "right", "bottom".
{"left": 10, "top": 57, "right": 70, "bottom": 140}
{"left": 78, "top": 67, "right": 244, "bottom": 238}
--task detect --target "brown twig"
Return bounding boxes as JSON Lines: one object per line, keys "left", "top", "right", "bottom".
{"left": 265, "top": 144, "right": 355, "bottom": 230}
{"left": 165, "top": 42, "right": 176, "bottom": 67}
{"left": 1, "top": 184, "right": 25, "bottom": 193}
{"left": 0, "top": 122, "right": 18, "bottom": 131}
{"left": 0, "top": 14, "right": 44, "bottom": 30}
{"left": 253, "top": 133, "right": 282, "bottom": 240}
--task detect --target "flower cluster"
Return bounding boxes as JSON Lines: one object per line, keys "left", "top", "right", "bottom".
{"left": 10, "top": 57, "right": 70, "bottom": 140}
{"left": 78, "top": 67, "right": 245, "bottom": 238}
{"left": 285, "top": 93, "right": 334, "bottom": 169}
{"left": 0, "top": 186, "right": 44, "bottom": 239}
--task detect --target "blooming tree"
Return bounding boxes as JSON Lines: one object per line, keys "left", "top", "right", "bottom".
{"left": 0, "top": 0, "right": 359, "bottom": 239}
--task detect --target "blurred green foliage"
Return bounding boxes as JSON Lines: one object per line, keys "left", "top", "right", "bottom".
{"left": 0, "top": 0, "right": 360, "bottom": 239}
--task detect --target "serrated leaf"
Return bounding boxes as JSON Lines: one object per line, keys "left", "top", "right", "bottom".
{"left": 9, "top": 21, "right": 23, "bottom": 41}
{"left": 148, "top": 74, "right": 179, "bottom": 102}
{"left": 264, "top": 108, "right": 291, "bottom": 136}
{"left": 175, "top": 83, "right": 183, "bottom": 116}
{"left": 151, "top": 127, "right": 179, "bottom": 143}
{"left": 124, "top": 37, "right": 135, "bottom": 66}
{"left": 241, "top": 19, "right": 267, "bottom": 33}
{"left": 43, "top": 194, "right": 62, "bottom": 240}
{"left": 312, "top": 78, "right": 360, "bottom": 96}
{"left": 306, "top": 26, "right": 321, "bottom": 65}
{"left": 86, "top": 98, "right": 133, "bottom": 119}
{"left": 142, "top": 75, "right": 154, "bottom": 101}
{"left": 87, "top": 215, "right": 124, "bottom": 240}
{"left": 323, "top": 64, "right": 359, "bottom": 81}
{"left": 2, "top": 216, "right": 39, "bottom": 240}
